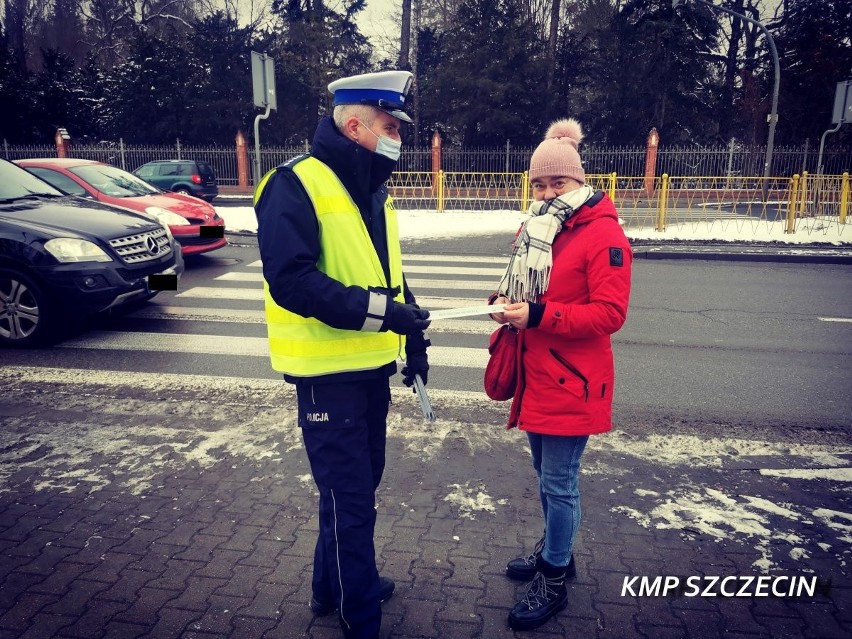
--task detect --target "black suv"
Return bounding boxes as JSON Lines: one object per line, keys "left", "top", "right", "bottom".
{"left": 133, "top": 160, "right": 219, "bottom": 202}
{"left": 0, "top": 159, "right": 183, "bottom": 347}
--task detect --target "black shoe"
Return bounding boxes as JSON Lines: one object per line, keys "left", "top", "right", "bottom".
{"left": 507, "top": 559, "right": 568, "bottom": 631}
{"left": 506, "top": 537, "right": 576, "bottom": 582}
{"left": 309, "top": 576, "right": 395, "bottom": 616}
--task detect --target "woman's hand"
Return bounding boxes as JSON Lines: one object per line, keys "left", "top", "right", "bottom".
{"left": 490, "top": 296, "right": 511, "bottom": 324}
{"left": 502, "top": 302, "right": 530, "bottom": 329}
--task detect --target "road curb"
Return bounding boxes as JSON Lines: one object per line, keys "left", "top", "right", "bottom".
{"left": 631, "top": 243, "right": 852, "bottom": 264}
{"left": 224, "top": 231, "right": 852, "bottom": 264}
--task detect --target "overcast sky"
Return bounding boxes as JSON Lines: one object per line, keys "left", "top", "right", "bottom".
{"left": 356, "top": 0, "right": 401, "bottom": 60}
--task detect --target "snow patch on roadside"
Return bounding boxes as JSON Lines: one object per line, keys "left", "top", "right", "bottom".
{"left": 597, "top": 432, "right": 852, "bottom": 574}
{"left": 613, "top": 487, "right": 843, "bottom": 574}
{"left": 216, "top": 206, "right": 851, "bottom": 244}
{"left": 4, "top": 365, "right": 851, "bottom": 575}
{"left": 589, "top": 431, "right": 852, "bottom": 469}
{"left": 443, "top": 481, "right": 507, "bottom": 520}
{"left": 760, "top": 467, "right": 852, "bottom": 481}
{"left": 0, "top": 411, "right": 298, "bottom": 496}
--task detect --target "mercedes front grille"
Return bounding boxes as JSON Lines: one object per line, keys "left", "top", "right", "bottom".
{"left": 109, "top": 228, "right": 172, "bottom": 264}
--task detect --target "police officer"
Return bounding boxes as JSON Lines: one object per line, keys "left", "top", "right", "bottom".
{"left": 254, "top": 70, "right": 431, "bottom": 639}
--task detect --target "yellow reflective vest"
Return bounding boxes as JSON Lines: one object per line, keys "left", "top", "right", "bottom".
{"left": 255, "top": 156, "right": 405, "bottom": 376}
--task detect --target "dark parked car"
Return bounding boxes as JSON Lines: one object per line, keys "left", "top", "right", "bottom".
{"left": 133, "top": 160, "right": 219, "bottom": 202}
{"left": 0, "top": 158, "right": 183, "bottom": 347}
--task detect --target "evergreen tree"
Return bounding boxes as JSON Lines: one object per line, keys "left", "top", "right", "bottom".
{"left": 576, "top": 0, "right": 721, "bottom": 145}
{"left": 0, "top": 24, "right": 38, "bottom": 142}
{"left": 421, "top": 0, "right": 548, "bottom": 145}
{"left": 774, "top": 0, "right": 852, "bottom": 145}
{"left": 266, "top": 0, "right": 372, "bottom": 144}
{"left": 101, "top": 32, "right": 198, "bottom": 143}
{"left": 184, "top": 12, "right": 256, "bottom": 145}
{"left": 32, "top": 49, "right": 98, "bottom": 142}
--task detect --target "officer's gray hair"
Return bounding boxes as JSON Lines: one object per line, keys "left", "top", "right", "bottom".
{"left": 333, "top": 104, "right": 378, "bottom": 131}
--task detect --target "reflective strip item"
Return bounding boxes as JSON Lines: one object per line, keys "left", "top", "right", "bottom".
{"left": 361, "top": 292, "right": 387, "bottom": 332}
{"left": 258, "top": 156, "right": 406, "bottom": 376}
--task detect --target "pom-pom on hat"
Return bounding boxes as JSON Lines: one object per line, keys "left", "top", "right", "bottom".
{"left": 528, "top": 118, "right": 585, "bottom": 183}
{"left": 328, "top": 70, "right": 414, "bottom": 123}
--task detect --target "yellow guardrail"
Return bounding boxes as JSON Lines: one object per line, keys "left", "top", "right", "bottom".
{"left": 386, "top": 171, "right": 850, "bottom": 239}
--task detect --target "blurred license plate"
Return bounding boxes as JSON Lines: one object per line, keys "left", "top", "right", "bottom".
{"left": 147, "top": 272, "right": 178, "bottom": 291}
{"left": 200, "top": 225, "right": 224, "bottom": 238}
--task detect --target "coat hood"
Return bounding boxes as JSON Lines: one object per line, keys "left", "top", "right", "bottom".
{"left": 310, "top": 116, "right": 396, "bottom": 212}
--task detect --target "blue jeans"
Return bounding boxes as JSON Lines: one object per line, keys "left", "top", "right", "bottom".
{"left": 527, "top": 432, "right": 589, "bottom": 568}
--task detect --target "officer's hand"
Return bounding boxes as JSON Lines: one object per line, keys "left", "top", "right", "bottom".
{"left": 385, "top": 302, "right": 431, "bottom": 335}
{"left": 402, "top": 350, "right": 429, "bottom": 388}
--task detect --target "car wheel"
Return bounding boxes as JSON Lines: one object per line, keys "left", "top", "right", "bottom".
{"left": 175, "top": 187, "right": 192, "bottom": 196}
{"left": 0, "top": 268, "right": 55, "bottom": 347}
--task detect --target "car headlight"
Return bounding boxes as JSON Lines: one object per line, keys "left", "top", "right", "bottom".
{"left": 44, "top": 238, "right": 112, "bottom": 263}
{"left": 145, "top": 206, "right": 190, "bottom": 226}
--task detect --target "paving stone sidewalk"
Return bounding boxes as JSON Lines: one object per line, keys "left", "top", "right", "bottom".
{"left": 0, "top": 372, "right": 850, "bottom": 639}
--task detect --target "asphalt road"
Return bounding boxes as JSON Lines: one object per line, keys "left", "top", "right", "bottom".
{"left": 2, "top": 237, "right": 849, "bottom": 434}
{"left": 2, "top": 237, "right": 851, "bottom": 638}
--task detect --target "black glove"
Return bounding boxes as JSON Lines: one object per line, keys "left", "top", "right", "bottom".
{"left": 384, "top": 301, "right": 431, "bottom": 335}
{"left": 401, "top": 352, "right": 429, "bottom": 388}
{"left": 402, "top": 331, "right": 430, "bottom": 388}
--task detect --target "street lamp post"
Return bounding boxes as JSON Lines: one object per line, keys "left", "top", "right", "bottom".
{"left": 674, "top": 0, "right": 780, "bottom": 200}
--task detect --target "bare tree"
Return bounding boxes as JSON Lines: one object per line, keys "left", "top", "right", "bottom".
{"left": 77, "top": 0, "right": 206, "bottom": 66}
{"left": 546, "top": 0, "right": 559, "bottom": 90}
{"left": 399, "top": 0, "right": 411, "bottom": 67}
{"left": 2, "top": 0, "right": 53, "bottom": 69}
{"left": 195, "top": 0, "right": 270, "bottom": 30}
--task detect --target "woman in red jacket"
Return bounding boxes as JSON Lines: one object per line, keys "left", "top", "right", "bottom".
{"left": 489, "top": 118, "right": 632, "bottom": 631}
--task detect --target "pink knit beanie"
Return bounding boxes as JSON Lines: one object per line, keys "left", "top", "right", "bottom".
{"left": 528, "top": 118, "right": 585, "bottom": 183}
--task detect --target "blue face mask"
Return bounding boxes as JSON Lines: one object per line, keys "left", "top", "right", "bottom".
{"left": 358, "top": 120, "right": 402, "bottom": 162}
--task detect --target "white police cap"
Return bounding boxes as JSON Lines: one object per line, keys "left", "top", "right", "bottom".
{"left": 328, "top": 70, "right": 414, "bottom": 123}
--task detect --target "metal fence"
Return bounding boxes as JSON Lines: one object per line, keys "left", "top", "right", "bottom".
{"left": 385, "top": 171, "right": 851, "bottom": 241}
{"left": 3, "top": 139, "right": 850, "bottom": 185}
{"left": 394, "top": 143, "right": 851, "bottom": 176}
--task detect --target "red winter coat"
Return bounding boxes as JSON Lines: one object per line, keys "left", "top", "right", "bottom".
{"left": 506, "top": 192, "right": 632, "bottom": 435}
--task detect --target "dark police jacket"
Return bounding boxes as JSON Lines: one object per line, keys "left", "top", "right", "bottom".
{"left": 255, "top": 116, "right": 425, "bottom": 385}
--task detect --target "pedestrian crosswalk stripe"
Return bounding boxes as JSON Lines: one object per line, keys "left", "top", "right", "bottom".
{"left": 177, "top": 287, "right": 265, "bottom": 300}
{"left": 131, "top": 305, "right": 497, "bottom": 334}
{"left": 57, "top": 332, "right": 490, "bottom": 367}
{"left": 404, "top": 254, "right": 511, "bottom": 264}
{"left": 218, "top": 265, "right": 504, "bottom": 280}
{"left": 132, "top": 306, "right": 267, "bottom": 323}
{"left": 406, "top": 265, "right": 505, "bottom": 276}
{"left": 214, "top": 272, "right": 501, "bottom": 285}
{"left": 176, "top": 288, "right": 493, "bottom": 307}
{"left": 245, "top": 255, "right": 510, "bottom": 269}
{"left": 2, "top": 365, "right": 498, "bottom": 404}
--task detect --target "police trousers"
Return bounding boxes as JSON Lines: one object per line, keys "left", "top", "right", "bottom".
{"left": 296, "top": 376, "right": 391, "bottom": 639}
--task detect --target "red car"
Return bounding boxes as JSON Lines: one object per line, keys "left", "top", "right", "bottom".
{"left": 15, "top": 158, "right": 226, "bottom": 256}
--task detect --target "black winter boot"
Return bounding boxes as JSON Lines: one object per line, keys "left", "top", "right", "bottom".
{"left": 506, "top": 536, "right": 576, "bottom": 582}
{"left": 507, "top": 556, "right": 568, "bottom": 631}
{"left": 310, "top": 576, "right": 395, "bottom": 616}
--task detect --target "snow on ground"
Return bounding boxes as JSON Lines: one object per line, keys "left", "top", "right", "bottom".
{"left": 216, "top": 205, "right": 852, "bottom": 245}
{"left": 5, "top": 364, "right": 852, "bottom": 573}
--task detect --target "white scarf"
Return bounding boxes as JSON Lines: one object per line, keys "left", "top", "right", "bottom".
{"left": 498, "top": 185, "right": 596, "bottom": 302}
